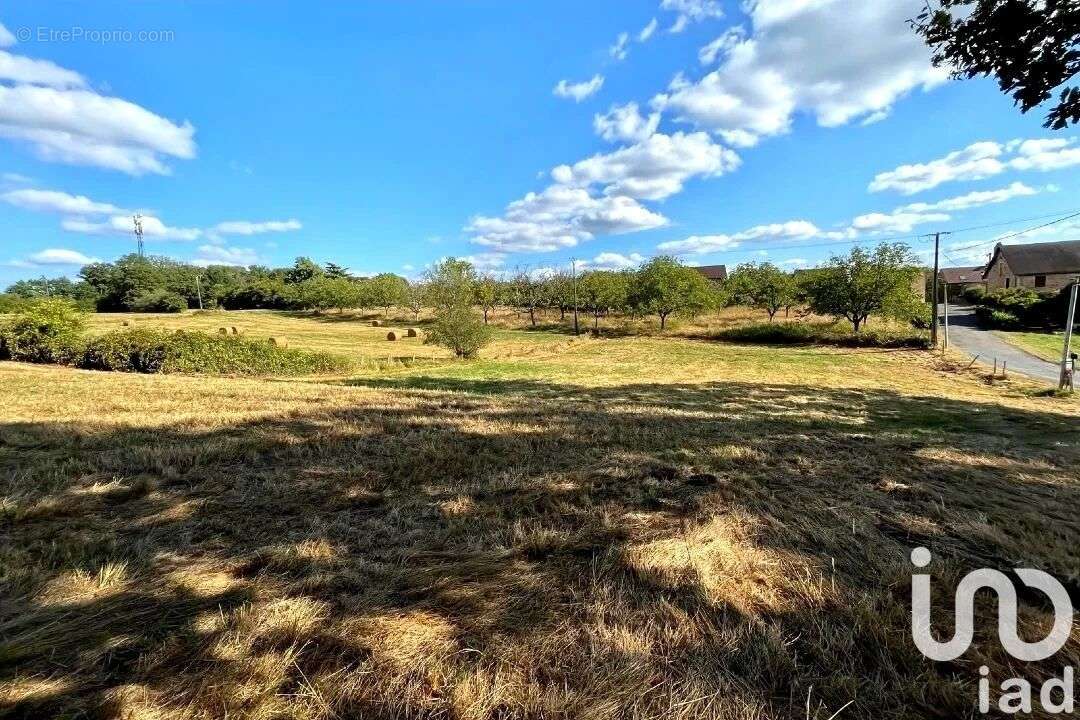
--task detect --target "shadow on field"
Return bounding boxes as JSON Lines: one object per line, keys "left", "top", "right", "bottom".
{"left": 2, "top": 378, "right": 1078, "bottom": 718}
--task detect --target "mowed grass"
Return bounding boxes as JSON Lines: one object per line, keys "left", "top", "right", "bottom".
{"left": 994, "top": 329, "right": 1071, "bottom": 363}
{"left": 2, "top": 310, "right": 1079, "bottom": 719}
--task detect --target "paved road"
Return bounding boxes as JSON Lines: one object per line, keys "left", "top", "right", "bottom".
{"left": 943, "top": 304, "right": 1060, "bottom": 384}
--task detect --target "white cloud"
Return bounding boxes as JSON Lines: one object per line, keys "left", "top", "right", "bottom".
{"left": 870, "top": 138, "right": 1080, "bottom": 194}
{"left": 654, "top": 0, "right": 946, "bottom": 147}
{"left": 192, "top": 244, "right": 260, "bottom": 267}
{"left": 553, "top": 75, "right": 604, "bottom": 102}
{"left": 662, "top": 0, "right": 723, "bottom": 32}
{"left": 462, "top": 252, "right": 507, "bottom": 270}
{"left": 658, "top": 219, "right": 824, "bottom": 254}
{"left": 850, "top": 209, "right": 949, "bottom": 234}
{"left": 852, "top": 182, "right": 1040, "bottom": 233}
{"left": 698, "top": 28, "right": 745, "bottom": 65}
{"left": 212, "top": 219, "right": 302, "bottom": 235}
{"left": 551, "top": 131, "right": 740, "bottom": 200}
{"left": 901, "top": 181, "right": 1038, "bottom": 213}
{"left": 0, "top": 83, "right": 196, "bottom": 175}
{"left": 468, "top": 185, "right": 668, "bottom": 252}
{"left": 2, "top": 172, "right": 31, "bottom": 185}
{"left": 0, "top": 23, "right": 16, "bottom": 48}
{"left": 638, "top": 18, "right": 659, "bottom": 42}
{"left": 0, "top": 50, "right": 86, "bottom": 88}
{"left": 2, "top": 188, "right": 124, "bottom": 215}
{"left": 593, "top": 102, "right": 661, "bottom": 143}
{"left": 27, "top": 248, "right": 101, "bottom": 265}
{"left": 62, "top": 214, "right": 202, "bottom": 241}
{"left": 609, "top": 32, "right": 630, "bottom": 62}
{"left": 780, "top": 257, "right": 810, "bottom": 267}
{"left": 584, "top": 252, "right": 646, "bottom": 270}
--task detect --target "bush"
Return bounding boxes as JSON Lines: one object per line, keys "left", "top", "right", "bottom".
{"left": 131, "top": 290, "right": 188, "bottom": 313}
{"left": 0, "top": 293, "right": 29, "bottom": 314}
{"left": 975, "top": 306, "right": 1023, "bottom": 330}
{"left": 961, "top": 286, "right": 987, "bottom": 304}
{"left": 714, "top": 321, "right": 931, "bottom": 349}
{"left": 973, "top": 287, "right": 1068, "bottom": 329}
{"left": 0, "top": 299, "right": 86, "bottom": 364}
{"left": 424, "top": 305, "right": 492, "bottom": 358}
{"left": 78, "top": 328, "right": 352, "bottom": 375}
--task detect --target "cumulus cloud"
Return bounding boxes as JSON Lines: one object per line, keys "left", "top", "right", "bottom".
{"left": 62, "top": 214, "right": 202, "bottom": 241}
{"left": 593, "top": 102, "right": 661, "bottom": 143}
{"left": 658, "top": 219, "right": 825, "bottom": 254}
{"left": 638, "top": 18, "right": 659, "bottom": 42}
{"left": 609, "top": 33, "right": 630, "bottom": 62}
{"left": 0, "top": 38, "right": 196, "bottom": 176}
{"left": 462, "top": 252, "right": 507, "bottom": 270}
{"left": 662, "top": 0, "right": 723, "bottom": 33}
{"left": 585, "top": 252, "right": 646, "bottom": 270}
{"left": 468, "top": 185, "right": 668, "bottom": 252}
{"left": 212, "top": 219, "right": 302, "bottom": 235}
{"left": 192, "top": 244, "right": 260, "bottom": 267}
{"left": 654, "top": 0, "right": 946, "bottom": 147}
{"left": 27, "top": 248, "right": 101, "bottom": 265}
{"left": 854, "top": 182, "right": 1040, "bottom": 233}
{"left": 553, "top": 75, "right": 604, "bottom": 102}
{"left": 2, "top": 188, "right": 124, "bottom": 215}
{"left": 869, "top": 139, "right": 1080, "bottom": 194}
{"left": 551, "top": 131, "right": 740, "bottom": 200}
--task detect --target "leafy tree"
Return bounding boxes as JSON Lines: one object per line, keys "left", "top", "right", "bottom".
{"left": 283, "top": 257, "right": 325, "bottom": 284}
{"left": 631, "top": 256, "right": 712, "bottom": 330}
{"left": 474, "top": 276, "right": 500, "bottom": 324}
{"left": 912, "top": 1, "right": 1080, "bottom": 128}
{"left": 579, "top": 270, "right": 629, "bottom": 330}
{"left": 805, "top": 243, "right": 923, "bottom": 332}
{"left": 131, "top": 290, "right": 188, "bottom": 313}
{"left": 324, "top": 262, "right": 351, "bottom": 279}
{"left": 512, "top": 270, "right": 545, "bottom": 327}
{"left": 424, "top": 304, "right": 492, "bottom": 358}
{"left": 404, "top": 281, "right": 428, "bottom": 321}
{"left": 545, "top": 272, "right": 573, "bottom": 320}
{"left": 368, "top": 273, "right": 409, "bottom": 316}
{"left": 728, "top": 262, "right": 797, "bottom": 322}
{"left": 425, "top": 258, "right": 478, "bottom": 310}
{"left": 0, "top": 298, "right": 85, "bottom": 363}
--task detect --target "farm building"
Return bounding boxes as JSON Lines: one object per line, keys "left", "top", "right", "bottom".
{"left": 983, "top": 240, "right": 1080, "bottom": 291}
{"left": 938, "top": 266, "right": 987, "bottom": 292}
{"left": 693, "top": 264, "right": 728, "bottom": 282}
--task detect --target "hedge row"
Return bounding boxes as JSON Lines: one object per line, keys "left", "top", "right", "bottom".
{"left": 713, "top": 321, "right": 931, "bottom": 349}
{"left": 1, "top": 326, "right": 352, "bottom": 376}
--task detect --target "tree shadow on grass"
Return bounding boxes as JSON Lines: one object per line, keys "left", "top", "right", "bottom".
{"left": 1, "top": 377, "right": 1078, "bottom": 718}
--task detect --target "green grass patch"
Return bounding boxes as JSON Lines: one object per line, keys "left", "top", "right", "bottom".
{"left": 994, "top": 330, "right": 1070, "bottom": 363}
{"left": 712, "top": 321, "right": 930, "bottom": 349}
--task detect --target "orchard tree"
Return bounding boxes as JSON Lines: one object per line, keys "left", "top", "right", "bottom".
{"left": 579, "top": 270, "right": 629, "bottom": 330}
{"left": 912, "top": 1, "right": 1080, "bottom": 128}
{"left": 404, "top": 281, "right": 427, "bottom": 321}
{"left": 474, "top": 276, "right": 499, "bottom": 324}
{"left": 368, "top": 273, "right": 409, "bottom": 316}
{"left": 632, "top": 256, "right": 712, "bottom": 330}
{"left": 425, "top": 258, "right": 478, "bottom": 310}
{"left": 324, "top": 262, "right": 351, "bottom": 279}
{"left": 805, "top": 243, "right": 922, "bottom": 332}
{"left": 728, "top": 262, "right": 797, "bottom": 322}
{"left": 512, "top": 270, "right": 544, "bottom": 327}
{"left": 283, "top": 257, "right": 324, "bottom": 284}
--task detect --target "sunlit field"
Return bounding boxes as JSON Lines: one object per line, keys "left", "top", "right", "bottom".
{"left": 3, "top": 310, "right": 1078, "bottom": 719}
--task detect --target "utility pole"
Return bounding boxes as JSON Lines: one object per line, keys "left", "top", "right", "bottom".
{"left": 570, "top": 258, "right": 580, "bottom": 336}
{"left": 41, "top": 275, "right": 50, "bottom": 297}
{"left": 133, "top": 214, "right": 145, "bottom": 258}
{"left": 942, "top": 283, "right": 949, "bottom": 352}
{"left": 195, "top": 275, "right": 204, "bottom": 310}
{"left": 1060, "top": 278, "right": 1078, "bottom": 392}
{"left": 930, "top": 232, "right": 941, "bottom": 349}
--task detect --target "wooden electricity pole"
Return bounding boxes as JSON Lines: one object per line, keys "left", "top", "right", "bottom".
{"left": 942, "top": 283, "right": 949, "bottom": 352}
{"left": 1060, "top": 278, "right": 1078, "bottom": 391}
{"left": 930, "top": 232, "right": 941, "bottom": 348}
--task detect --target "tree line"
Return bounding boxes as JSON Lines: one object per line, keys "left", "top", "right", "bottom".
{"left": 2, "top": 243, "right": 929, "bottom": 333}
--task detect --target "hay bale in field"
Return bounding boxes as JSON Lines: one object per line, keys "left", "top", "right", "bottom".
{"left": 371, "top": 320, "right": 381, "bottom": 327}
{"left": 122, "top": 320, "right": 131, "bottom": 327}
{"left": 406, "top": 328, "right": 418, "bottom": 337}
{"left": 218, "top": 327, "right": 229, "bottom": 335}
{"left": 386, "top": 331, "right": 398, "bottom": 341}
{"left": 230, "top": 327, "right": 240, "bottom": 335}
{"left": 268, "top": 336, "right": 288, "bottom": 348}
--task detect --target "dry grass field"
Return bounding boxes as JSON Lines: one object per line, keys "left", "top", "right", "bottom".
{"left": 2, "top": 310, "right": 1078, "bottom": 719}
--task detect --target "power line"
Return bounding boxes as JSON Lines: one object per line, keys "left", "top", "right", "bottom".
{"left": 946, "top": 210, "right": 1080, "bottom": 255}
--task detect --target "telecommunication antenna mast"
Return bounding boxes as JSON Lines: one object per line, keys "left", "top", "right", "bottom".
{"left": 133, "top": 214, "right": 145, "bottom": 257}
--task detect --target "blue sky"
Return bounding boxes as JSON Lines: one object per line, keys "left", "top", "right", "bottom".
{"left": 2, "top": 0, "right": 1080, "bottom": 287}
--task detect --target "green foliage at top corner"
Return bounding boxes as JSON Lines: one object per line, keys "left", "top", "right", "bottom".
{"left": 0, "top": 298, "right": 86, "bottom": 363}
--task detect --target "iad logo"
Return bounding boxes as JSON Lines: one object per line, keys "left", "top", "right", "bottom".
{"left": 910, "top": 547, "right": 1076, "bottom": 714}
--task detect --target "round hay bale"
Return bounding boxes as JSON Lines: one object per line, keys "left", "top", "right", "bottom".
{"left": 230, "top": 326, "right": 240, "bottom": 335}
{"left": 371, "top": 320, "right": 381, "bottom": 327}
{"left": 218, "top": 327, "right": 229, "bottom": 335}
{"left": 406, "top": 328, "right": 418, "bottom": 337}
{"left": 386, "top": 331, "right": 398, "bottom": 341}
{"left": 122, "top": 320, "right": 131, "bottom": 327}
{"left": 268, "top": 336, "right": 288, "bottom": 348}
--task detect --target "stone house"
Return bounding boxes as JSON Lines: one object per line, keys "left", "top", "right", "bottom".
{"left": 983, "top": 240, "right": 1080, "bottom": 291}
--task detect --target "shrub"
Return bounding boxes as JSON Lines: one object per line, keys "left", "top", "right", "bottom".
{"left": 78, "top": 328, "right": 352, "bottom": 375}
{"left": 131, "top": 290, "right": 188, "bottom": 313}
{"left": 0, "top": 293, "right": 29, "bottom": 314}
{"left": 975, "top": 306, "right": 1023, "bottom": 330}
{"left": 961, "top": 286, "right": 987, "bottom": 304}
{"left": 0, "top": 299, "right": 86, "bottom": 364}
{"left": 714, "top": 321, "right": 930, "bottom": 349}
{"left": 424, "top": 305, "right": 492, "bottom": 358}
